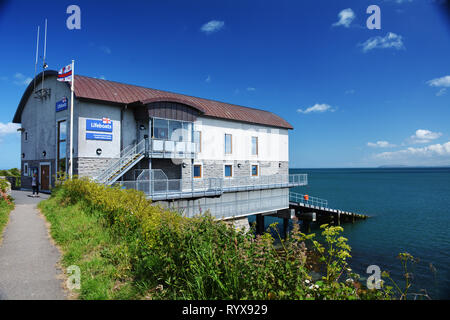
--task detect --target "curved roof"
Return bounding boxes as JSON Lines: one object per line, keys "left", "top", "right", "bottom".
{"left": 14, "top": 71, "right": 293, "bottom": 129}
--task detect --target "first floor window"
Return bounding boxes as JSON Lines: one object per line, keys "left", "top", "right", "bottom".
{"left": 225, "top": 134, "right": 232, "bottom": 154}
{"left": 194, "top": 131, "right": 202, "bottom": 153}
{"left": 194, "top": 164, "right": 202, "bottom": 178}
{"left": 251, "top": 165, "right": 258, "bottom": 176}
{"left": 225, "top": 165, "right": 233, "bottom": 177}
{"left": 251, "top": 136, "right": 258, "bottom": 155}
{"left": 24, "top": 163, "right": 29, "bottom": 176}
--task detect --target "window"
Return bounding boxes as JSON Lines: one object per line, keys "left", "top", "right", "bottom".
{"left": 194, "top": 131, "right": 202, "bottom": 153}
{"left": 251, "top": 136, "right": 258, "bottom": 155}
{"left": 224, "top": 165, "right": 233, "bottom": 177}
{"left": 153, "top": 118, "right": 168, "bottom": 140}
{"left": 194, "top": 165, "right": 202, "bottom": 178}
{"left": 57, "top": 120, "right": 67, "bottom": 175}
{"left": 251, "top": 165, "right": 258, "bottom": 176}
{"left": 225, "top": 134, "right": 232, "bottom": 154}
{"left": 25, "top": 132, "right": 28, "bottom": 141}
{"left": 24, "top": 163, "right": 28, "bottom": 176}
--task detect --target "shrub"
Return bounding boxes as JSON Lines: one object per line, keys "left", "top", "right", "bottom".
{"left": 45, "top": 178, "right": 394, "bottom": 300}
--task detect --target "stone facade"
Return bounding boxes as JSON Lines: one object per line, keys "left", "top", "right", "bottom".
{"left": 75, "top": 157, "right": 117, "bottom": 178}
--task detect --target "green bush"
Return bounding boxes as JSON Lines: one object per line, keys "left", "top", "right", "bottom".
{"left": 43, "top": 178, "right": 394, "bottom": 300}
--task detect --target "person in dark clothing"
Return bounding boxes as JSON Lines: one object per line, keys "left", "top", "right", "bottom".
{"left": 31, "top": 172, "right": 39, "bottom": 197}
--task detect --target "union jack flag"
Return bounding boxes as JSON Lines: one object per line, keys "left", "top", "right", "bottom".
{"left": 102, "top": 117, "right": 111, "bottom": 124}
{"left": 57, "top": 64, "right": 72, "bottom": 82}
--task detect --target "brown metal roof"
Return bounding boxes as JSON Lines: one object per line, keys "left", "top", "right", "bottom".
{"left": 14, "top": 71, "right": 293, "bottom": 129}
{"left": 74, "top": 75, "right": 293, "bottom": 129}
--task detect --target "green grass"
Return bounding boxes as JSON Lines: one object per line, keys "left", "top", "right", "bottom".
{"left": 0, "top": 199, "right": 14, "bottom": 242}
{"left": 38, "top": 196, "right": 142, "bottom": 300}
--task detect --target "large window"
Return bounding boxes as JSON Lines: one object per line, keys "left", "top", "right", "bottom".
{"left": 153, "top": 118, "right": 192, "bottom": 142}
{"left": 57, "top": 120, "right": 67, "bottom": 175}
{"left": 225, "top": 134, "right": 232, "bottom": 154}
{"left": 251, "top": 136, "right": 258, "bottom": 155}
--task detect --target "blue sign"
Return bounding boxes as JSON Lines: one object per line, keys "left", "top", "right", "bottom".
{"left": 56, "top": 97, "right": 68, "bottom": 112}
{"left": 86, "top": 118, "right": 113, "bottom": 132}
{"left": 86, "top": 132, "right": 113, "bottom": 141}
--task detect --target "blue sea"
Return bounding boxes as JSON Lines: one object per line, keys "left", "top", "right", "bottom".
{"left": 249, "top": 167, "right": 450, "bottom": 299}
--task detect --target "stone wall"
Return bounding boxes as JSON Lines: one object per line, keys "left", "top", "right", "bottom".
{"left": 75, "top": 157, "right": 117, "bottom": 178}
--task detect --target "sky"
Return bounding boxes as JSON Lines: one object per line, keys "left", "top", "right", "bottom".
{"left": 0, "top": 0, "right": 449, "bottom": 169}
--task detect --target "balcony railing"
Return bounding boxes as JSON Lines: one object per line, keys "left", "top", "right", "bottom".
{"left": 149, "top": 138, "right": 197, "bottom": 159}
{"left": 114, "top": 173, "right": 307, "bottom": 201}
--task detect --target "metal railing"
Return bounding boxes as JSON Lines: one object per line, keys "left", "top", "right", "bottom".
{"left": 115, "top": 177, "right": 223, "bottom": 200}
{"left": 289, "top": 192, "right": 328, "bottom": 208}
{"left": 94, "top": 139, "right": 147, "bottom": 184}
{"left": 149, "top": 138, "right": 197, "bottom": 159}
{"left": 222, "top": 174, "right": 307, "bottom": 191}
{"left": 115, "top": 173, "right": 308, "bottom": 200}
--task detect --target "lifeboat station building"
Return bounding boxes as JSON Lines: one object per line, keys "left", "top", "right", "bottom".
{"left": 13, "top": 71, "right": 307, "bottom": 221}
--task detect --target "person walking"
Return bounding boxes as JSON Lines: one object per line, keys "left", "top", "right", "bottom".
{"left": 31, "top": 172, "right": 39, "bottom": 197}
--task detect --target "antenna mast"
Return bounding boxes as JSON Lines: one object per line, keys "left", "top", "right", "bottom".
{"left": 41, "top": 18, "right": 47, "bottom": 92}
{"left": 33, "top": 25, "right": 40, "bottom": 92}
{"left": 34, "top": 18, "right": 51, "bottom": 100}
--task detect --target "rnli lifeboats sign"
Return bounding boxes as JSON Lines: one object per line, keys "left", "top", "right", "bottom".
{"left": 56, "top": 97, "right": 68, "bottom": 112}
{"left": 86, "top": 118, "right": 113, "bottom": 141}
{"left": 86, "top": 118, "right": 113, "bottom": 132}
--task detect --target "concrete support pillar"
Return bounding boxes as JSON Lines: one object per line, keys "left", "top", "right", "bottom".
{"left": 283, "top": 217, "right": 289, "bottom": 239}
{"left": 256, "top": 214, "right": 265, "bottom": 235}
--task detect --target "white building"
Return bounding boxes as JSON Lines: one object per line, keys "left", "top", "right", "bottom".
{"left": 13, "top": 71, "right": 307, "bottom": 222}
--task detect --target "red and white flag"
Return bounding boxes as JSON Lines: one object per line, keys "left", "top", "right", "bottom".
{"left": 57, "top": 64, "right": 73, "bottom": 82}
{"left": 102, "top": 117, "right": 111, "bottom": 124}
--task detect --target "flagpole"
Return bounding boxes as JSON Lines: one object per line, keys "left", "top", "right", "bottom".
{"left": 69, "top": 60, "right": 74, "bottom": 179}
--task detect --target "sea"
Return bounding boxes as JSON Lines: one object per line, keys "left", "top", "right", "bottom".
{"left": 248, "top": 167, "right": 450, "bottom": 300}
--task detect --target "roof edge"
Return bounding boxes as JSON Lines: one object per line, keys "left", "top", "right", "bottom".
{"left": 13, "top": 70, "right": 59, "bottom": 123}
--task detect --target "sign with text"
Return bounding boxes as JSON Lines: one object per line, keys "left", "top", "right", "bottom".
{"left": 86, "top": 132, "right": 113, "bottom": 141}
{"left": 56, "top": 97, "right": 68, "bottom": 112}
{"left": 86, "top": 118, "right": 113, "bottom": 132}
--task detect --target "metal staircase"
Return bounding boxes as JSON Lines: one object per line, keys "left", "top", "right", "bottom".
{"left": 94, "top": 139, "right": 146, "bottom": 185}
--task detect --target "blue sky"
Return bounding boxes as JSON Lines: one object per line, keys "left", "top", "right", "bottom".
{"left": 0, "top": 0, "right": 449, "bottom": 169}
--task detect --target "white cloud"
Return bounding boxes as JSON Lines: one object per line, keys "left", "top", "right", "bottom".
{"left": 367, "top": 141, "right": 396, "bottom": 148}
{"left": 297, "top": 103, "right": 335, "bottom": 114}
{"left": 13, "top": 73, "right": 32, "bottom": 86}
{"left": 99, "top": 46, "right": 111, "bottom": 54}
{"left": 0, "top": 122, "right": 20, "bottom": 136}
{"left": 200, "top": 20, "right": 225, "bottom": 34}
{"left": 359, "top": 32, "right": 405, "bottom": 52}
{"left": 246, "top": 87, "right": 256, "bottom": 92}
{"left": 410, "top": 129, "right": 442, "bottom": 144}
{"left": 427, "top": 75, "right": 450, "bottom": 88}
{"left": 205, "top": 75, "right": 211, "bottom": 83}
{"left": 375, "top": 141, "right": 450, "bottom": 160}
{"left": 436, "top": 88, "right": 447, "bottom": 96}
{"left": 345, "top": 89, "right": 355, "bottom": 95}
{"left": 332, "top": 8, "right": 355, "bottom": 28}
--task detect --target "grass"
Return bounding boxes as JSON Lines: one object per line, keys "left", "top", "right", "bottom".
{"left": 0, "top": 199, "right": 14, "bottom": 243}
{"left": 38, "top": 196, "right": 142, "bottom": 299}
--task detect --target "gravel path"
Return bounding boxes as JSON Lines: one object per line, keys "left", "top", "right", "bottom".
{"left": 0, "top": 190, "right": 66, "bottom": 300}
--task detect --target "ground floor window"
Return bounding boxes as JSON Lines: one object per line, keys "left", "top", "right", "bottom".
{"left": 224, "top": 164, "right": 233, "bottom": 177}
{"left": 251, "top": 164, "right": 258, "bottom": 176}
{"left": 194, "top": 164, "right": 202, "bottom": 178}
{"left": 24, "top": 163, "right": 29, "bottom": 176}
